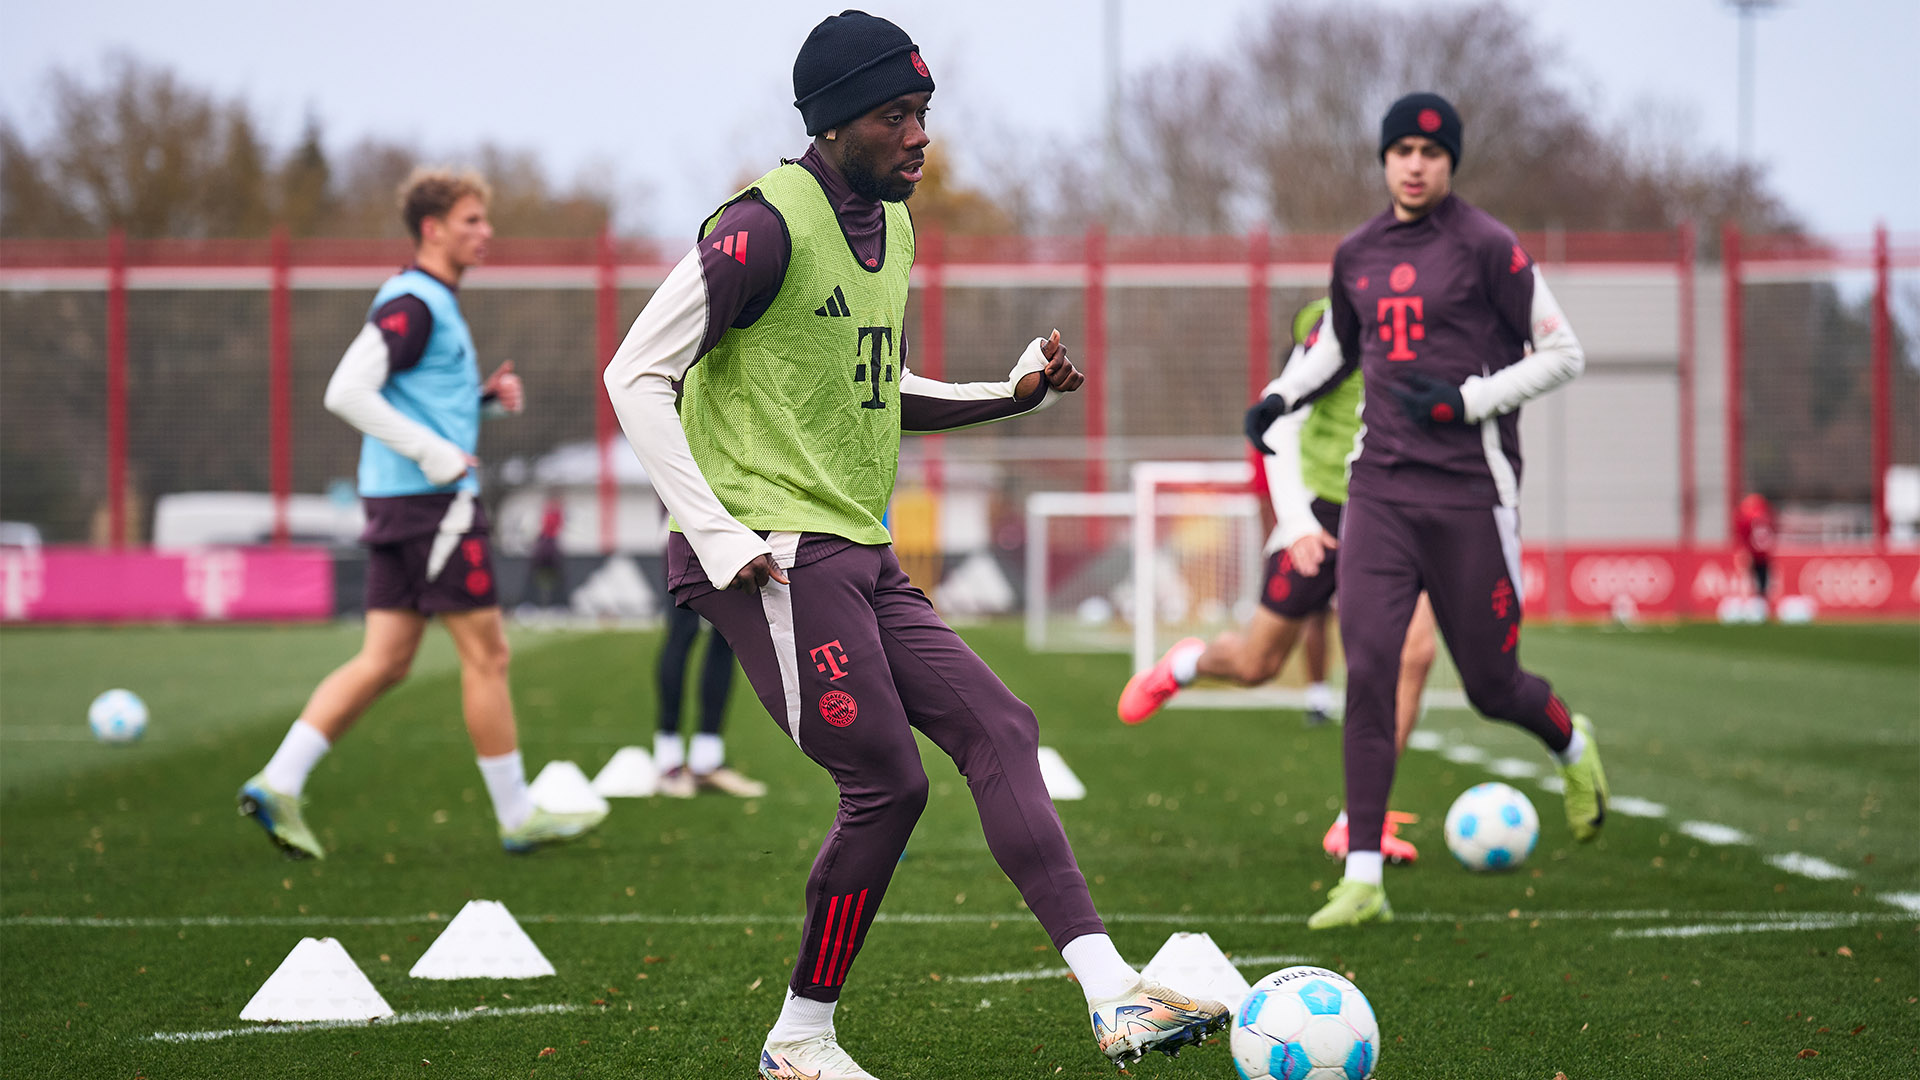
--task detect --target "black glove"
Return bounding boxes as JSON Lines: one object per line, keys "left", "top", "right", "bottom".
{"left": 1244, "top": 394, "right": 1289, "bottom": 454}
{"left": 1392, "top": 373, "right": 1468, "bottom": 426}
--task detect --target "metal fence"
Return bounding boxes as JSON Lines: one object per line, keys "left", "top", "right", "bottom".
{"left": 2, "top": 226, "right": 1913, "bottom": 563}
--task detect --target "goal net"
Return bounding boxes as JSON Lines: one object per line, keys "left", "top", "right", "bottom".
{"left": 1025, "top": 459, "right": 1466, "bottom": 711}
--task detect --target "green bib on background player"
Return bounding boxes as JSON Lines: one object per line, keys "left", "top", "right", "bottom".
{"left": 1291, "top": 298, "right": 1364, "bottom": 506}
{"left": 680, "top": 164, "right": 914, "bottom": 545}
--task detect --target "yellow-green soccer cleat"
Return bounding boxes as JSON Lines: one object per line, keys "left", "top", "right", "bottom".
{"left": 236, "top": 773, "right": 324, "bottom": 860}
{"left": 500, "top": 804, "right": 608, "bottom": 854}
{"left": 1558, "top": 713, "right": 1609, "bottom": 842}
{"left": 1307, "top": 877, "right": 1393, "bottom": 930}
{"left": 1089, "top": 979, "right": 1230, "bottom": 1066}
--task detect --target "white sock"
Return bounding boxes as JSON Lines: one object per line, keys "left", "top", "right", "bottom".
{"left": 653, "top": 731, "right": 686, "bottom": 772}
{"left": 1061, "top": 933, "right": 1140, "bottom": 1002}
{"left": 766, "top": 990, "right": 837, "bottom": 1044}
{"left": 1554, "top": 729, "right": 1586, "bottom": 768}
{"left": 1345, "top": 850, "right": 1385, "bottom": 885}
{"left": 1305, "top": 682, "right": 1336, "bottom": 713}
{"left": 261, "top": 721, "right": 331, "bottom": 797}
{"left": 477, "top": 750, "right": 535, "bottom": 831}
{"left": 1334, "top": 810, "right": 1348, "bottom": 827}
{"left": 689, "top": 732, "right": 725, "bottom": 776}
{"left": 1168, "top": 641, "right": 1206, "bottom": 685}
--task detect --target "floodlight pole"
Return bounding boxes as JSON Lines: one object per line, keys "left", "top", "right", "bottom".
{"left": 1725, "top": 0, "right": 1781, "bottom": 164}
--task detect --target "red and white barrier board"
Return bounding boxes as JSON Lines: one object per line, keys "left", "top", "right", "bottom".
{"left": 0, "top": 547, "right": 333, "bottom": 622}
{"left": 1520, "top": 547, "right": 1920, "bottom": 618}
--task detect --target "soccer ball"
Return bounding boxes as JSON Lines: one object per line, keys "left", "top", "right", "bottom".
{"left": 1444, "top": 781, "right": 1538, "bottom": 871}
{"left": 1231, "top": 965, "right": 1379, "bottom": 1079}
{"left": 87, "top": 689, "right": 148, "bottom": 744}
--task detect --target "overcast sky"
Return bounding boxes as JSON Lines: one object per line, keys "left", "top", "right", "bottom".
{"left": 2, "top": 0, "right": 1912, "bottom": 240}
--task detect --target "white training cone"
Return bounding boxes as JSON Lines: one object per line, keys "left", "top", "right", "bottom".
{"left": 409, "top": 900, "right": 557, "bottom": 980}
{"left": 591, "top": 746, "right": 659, "bottom": 798}
{"left": 240, "top": 937, "right": 394, "bottom": 1021}
{"left": 1140, "top": 932, "right": 1252, "bottom": 1012}
{"left": 1036, "top": 746, "right": 1086, "bottom": 801}
{"left": 528, "top": 760, "right": 611, "bottom": 815}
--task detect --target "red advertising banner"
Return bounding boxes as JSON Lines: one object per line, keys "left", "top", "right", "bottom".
{"left": 0, "top": 548, "right": 333, "bottom": 622}
{"left": 1521, "top": 547, "right": 1920, "bottom": 618}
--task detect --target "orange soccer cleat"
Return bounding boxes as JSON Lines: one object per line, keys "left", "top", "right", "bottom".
{"left": 1118, "top": 638, "right": 1203, "bottom": 724}
{"left": 1321, "top": 811, "right": 1420, "bottom": 864}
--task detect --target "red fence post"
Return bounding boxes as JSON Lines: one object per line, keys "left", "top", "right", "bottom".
{"left": 1721, "top": 223, "right": 1743, "bottom": 544}
{"left": 1246, "top": 227, "right": 1270, "bottom": 403}
{"left": 595, "top": 228, "right": 620, "bottom": 556}
{"left": 1084, "top": 225, "right": 1107, "bottom": 493}
{"left": 269, "top": 226, "right": 293, "bottom": 546}
{"left": 1676, "top": 223, "right": 1696, "bottom": 615}
{"left": 1871, "top": 222, "right": 1892, "bottom": 548}
{"left": 920, "top": 225, "right": 945, "bottom": 498}
{"left": 105, "top": 229, "right": 128, "bottom": 549}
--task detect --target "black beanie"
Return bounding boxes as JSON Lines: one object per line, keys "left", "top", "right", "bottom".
{"left": 793, "top": 10, "right": 935, "bottom": 136}
{"left": 1378, "top": 92, "right": 1462, "bottom": 167}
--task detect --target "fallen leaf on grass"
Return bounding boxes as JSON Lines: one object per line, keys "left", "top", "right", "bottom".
{"left": 538, "top": 1047, "right": 557, "bottom": 1058}
{"left": 1835, "top": 946, "right": 1853, "bottom": 958}
{"left": 1851, "top": 1025, "right": 1867, "bottom": 1035}
{"left": 1797, "top": 1049, "right": 1819, "bottom": 1059}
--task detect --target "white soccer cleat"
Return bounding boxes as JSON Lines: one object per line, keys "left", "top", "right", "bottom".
{"left": 759, "top": 1030, "right": 878, "bottom": 1080}
{"left": 1089, "top": 978, "right": 1230, "bottom": 1066}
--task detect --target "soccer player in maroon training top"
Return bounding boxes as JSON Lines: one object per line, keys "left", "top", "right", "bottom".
{"left": 1251, "top": 92, "right": 1612, "bottom": 929}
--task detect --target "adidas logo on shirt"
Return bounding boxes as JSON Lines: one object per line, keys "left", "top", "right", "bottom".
{"left": 815, "top": 286, "right": 852, "bottom": 318}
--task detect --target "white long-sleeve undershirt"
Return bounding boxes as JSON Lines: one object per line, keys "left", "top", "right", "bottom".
{"left": 322, "top": 323, "right": 470, "bottom": 486}
{"left": 1459, "top": 266, "right": 1585, "bottom": 422}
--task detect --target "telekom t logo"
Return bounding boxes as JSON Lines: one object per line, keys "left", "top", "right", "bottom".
{"left": 810, "top": 640, "right": 851, "bottom": 681}
{"left": 1376, "top": 296, "right": 1425, "bottom": 361}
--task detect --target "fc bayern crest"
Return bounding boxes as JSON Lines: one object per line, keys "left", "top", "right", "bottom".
{"left": 1417, "top": 108, "right": 1442, "bottom": 133}
{"left": 911, "top": 51, "right": 929, "bottom": 78}
{"left": 820, "top": 689, "right": 859, "bottom": 727}
{"left": 1389, "top": 262, "right": 1417, "bottom": 293}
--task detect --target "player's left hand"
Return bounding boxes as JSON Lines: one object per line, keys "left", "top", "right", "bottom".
{"left": 482, "top": 361, "right": 524, "bottom": 413}
{"left": 1016, "top": 330, "right": 1084, "bottom": 397}
{"left": 1392, "top": 373, "right": 1467, "bottom": 426}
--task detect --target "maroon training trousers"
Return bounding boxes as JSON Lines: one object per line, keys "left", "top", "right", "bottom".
{"left": 1335, "top": 496, "right": 1575, "bottom": 860}
{"left": 679, "top": 534, "right": 1106, "bottom": 1003}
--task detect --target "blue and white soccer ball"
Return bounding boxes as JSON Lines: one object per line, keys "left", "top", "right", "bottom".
{"left": 1444, "top": 781, "right": 1538, "bottom": 871}
{"left": 87, "top": 689, "right": 148, "bottom": 744}
{"left": 1231, "top": 965, "right": 1379, "bottom": 1079}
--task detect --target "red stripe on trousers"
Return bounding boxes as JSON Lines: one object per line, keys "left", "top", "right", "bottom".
{"left": 810, "top": 895, "right": 840, "bottom": 985}
{"left": 829, "top": 889, "right": 868, "bottom": 986}
{"left": 1547, "top": 696, "right": 1571, "bottom": 736}
{"left": 823, "top": 892, "right": 853, "bottom": 987}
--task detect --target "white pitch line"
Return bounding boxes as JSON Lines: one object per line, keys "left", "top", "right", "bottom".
{"left": 1611, "top": 916, "right": 1874, "bottom": 940}
{"left": 1484, "top": 757, "right": 1542, "bottom": 780}
{"left": 149, "top": 1003, "right": 578, "bottom": 1043}
{"left": 1440, "top": 744, "right": 1489, "bottom": 765}
{"left": 10, "top": 909, "right": 1909, "bottom": 931}
{"left": 1535, "top": 774, "right": 1566, "bottom": 794}
{"left": 950, "top": 952, "right": 1312, "bottom": 985}
{"left": 1609, "top": 796, "right": 1668, "bottom": 819}
{"left": 1765, "top": 853, "right": 1852, "bottom": 882}
{"left": 1404, "top": 730, "right": 1445, "bottom": 752}
{"left": 1677, "top": 821, "right": 1751, "bottom": 846}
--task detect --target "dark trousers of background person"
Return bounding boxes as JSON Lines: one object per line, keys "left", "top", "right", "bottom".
{"left": 659, "top": 600, "right": 735, "bottom": 744}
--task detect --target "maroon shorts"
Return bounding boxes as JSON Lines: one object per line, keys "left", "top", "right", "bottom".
{"left": 362, "top": 493, "right": 497, "bottom": 614}
{"left": 1259, "top": 497, "right": 1344, "bottom": 618}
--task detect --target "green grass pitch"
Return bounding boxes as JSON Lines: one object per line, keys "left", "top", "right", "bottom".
{"left": 2, "top": 619, "right": 1915, "bottom": 1078}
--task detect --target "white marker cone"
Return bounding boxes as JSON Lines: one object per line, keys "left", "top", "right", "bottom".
{"left": 409, "top": 900, "right": 556, "bottom": 980}
{"left": 528, "top": 760, "right": 611, "bottom": 815}
{"left": 1036, "top": 746, "right": 1086, "bottom": 801}
{"left": 591, "top": 746, "right": 658, "bottom": 798}
{"left": 240, "top": 937, "right": 393, "bottom": 1021}
{"left": 1140, "top": 932, "right": 1252, "bottom": 1012}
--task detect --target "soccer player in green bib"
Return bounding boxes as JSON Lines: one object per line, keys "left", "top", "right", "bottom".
{"left": 603, "top": 12, "right": 1228, "bottom": 1079}
{"left": 1120, "top": 300, "right": 1439, "bottom": 865}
